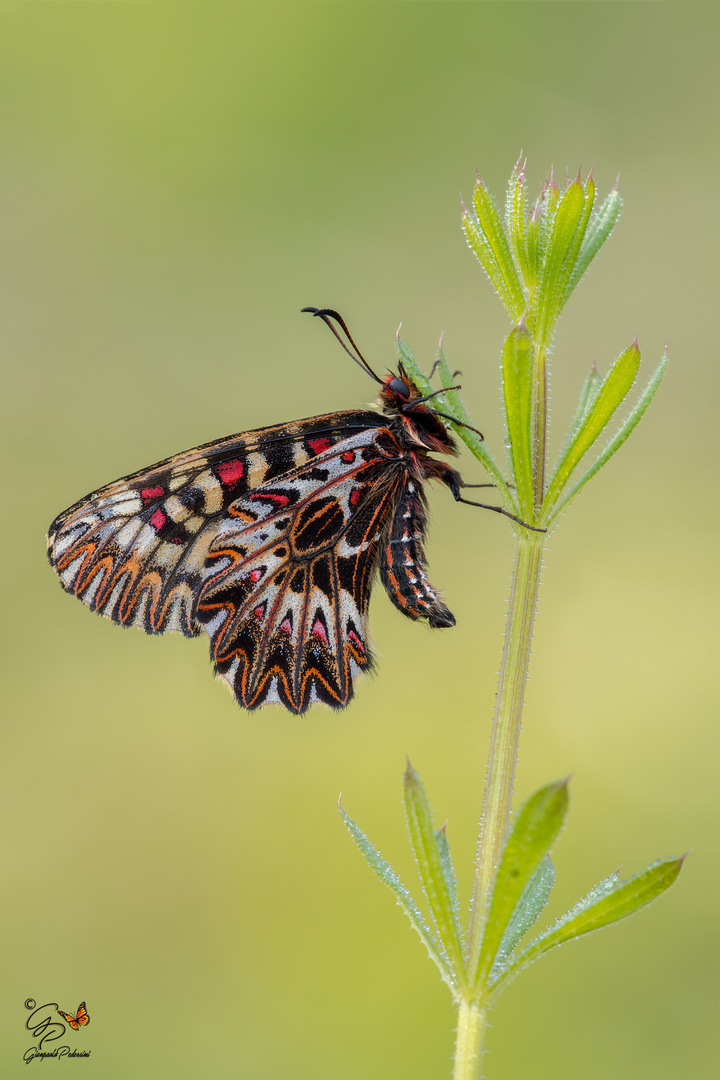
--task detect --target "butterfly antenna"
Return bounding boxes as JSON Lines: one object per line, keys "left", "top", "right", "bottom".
{"left": 302, "top": 307, "right": 383, "bottom": 385}
{"left": 405, "top": 385, "right": 484, "bottom": 439}
{"left": 429, "top": 407, "right": 484, "bottom": 439}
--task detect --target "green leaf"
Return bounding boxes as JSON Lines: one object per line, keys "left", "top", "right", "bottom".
{"left": 558, "top": 363, "right": 604, "bottom": 461}
{"left": 473, "top": 779, "right": 569, "bottom": 986}
{"left": 396, "top": 334, "right": 418, "bottom": 375}
{"left": 434, "top": 824, "right": 460, "bottom": 926}
{"left": 537, "top": 172, "right": 560, "bottom": 267}
{"left": 502, "top": 321, "right": 535, "bottom": 519}
{"left": 506, "top": 159, "right": 529, "bottom": 284}
{"left": 557, "top": 171, "right": 595, "bottom": 315}
{"left": 490, "top": 856, "right": 556, "bottom": 979}
{"left": 403, "top": 764, "right": 467, "bottom": 986}
{"left": 339, "top": 800, "right": 459, "bottom": 997}
{"left": 544, "top": 340, "right": 641, "bottom": 514}
{"left": 492, "top": 856, "right": 685, "bottom": 992}
{"left": 397, "top": 336, "right": 516, "bottom": 508}
{"left": 564, "top": 181, "right": 623, "bottom": 301}
{"left": 433, "top": 339, "right": 472, "bottom": 427}
{"left": 536, "top": 175, "right": 593, "bottom": 346}
{"left": 548, "top": 352, "right": 667, "bottom": 523}
{"left": 504, "top": 153, "right": 525, "bottom": 234}
{"left": 524, "top": 205, "right": 542, "bottom": 299}
{"left": 465, "top": 178, "right": 526, "bottom": 321}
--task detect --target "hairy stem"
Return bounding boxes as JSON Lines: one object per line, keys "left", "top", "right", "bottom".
{"left": 453, "top": 999, "right": 488, "bottom": 1080}
{"left": 466, "top": 532, "right": 545, "bottom": 986}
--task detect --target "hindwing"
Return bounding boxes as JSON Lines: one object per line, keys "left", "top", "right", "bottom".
{"left": 196, "top": 426, "right": 405, "bottom": 712}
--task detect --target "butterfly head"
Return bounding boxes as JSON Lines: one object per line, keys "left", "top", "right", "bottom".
{"left": 379, "top": 364, "right": 458, "bottom": 454}
{"left": 302, "top": 307, "right": 463, "bottom": 453}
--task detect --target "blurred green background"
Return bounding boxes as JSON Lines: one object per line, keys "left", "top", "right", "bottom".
{"left": 1, "top": 3, "right": 718, "bottom": 1078}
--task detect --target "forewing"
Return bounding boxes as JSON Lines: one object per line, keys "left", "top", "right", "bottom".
{"left": 57, "top": 1009, "right": 80, "bottom": 1030}
{"left": 47, "top": 411, "right": 381, "bottom": 637}
{"left": 196, "top": 427, "right": 405, "bottom": 713}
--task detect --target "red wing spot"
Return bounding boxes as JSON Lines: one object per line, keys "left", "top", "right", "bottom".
{"left": 252, "top": 604, "right": 266, "bottom": 621}
{"left": 217, "top": 459, "right": 245, "bottom": 485}
{"left": 349, "top": 487, "right": 362, "bottom": 507}
{"left": 249, "top": 491, "right": 290, "bottom": 507}
{"left": 150, "top": 509, "right": 166, "bottom": 530}
{"left": 311, "top": 618, "right": 329, "bottom": 645}
{"left": 246, "top": 568, "right": 263, "bottom": 584}
{"left": 347, "top": 629, "right": 365, "bottom": 654}
{"left": 308, "top": 438, "right": 332, "bottom": 455}
{"left": 141, "top": 485, "right": 164, "bottom": 505}
{"left": 278, "top": 617, "right": 292, "bottom": 634}
{"left": 341, "top": 451, "right": 355, "bottom": 463}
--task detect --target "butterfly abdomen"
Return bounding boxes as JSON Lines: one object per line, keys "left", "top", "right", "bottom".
{"left": 380, "top": 478, "right": 455, "bottom": 629}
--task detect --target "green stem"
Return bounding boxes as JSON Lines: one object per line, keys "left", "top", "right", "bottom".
{"left": 466, "top": 532, "right": 545, "bottom": 980}
{"left": 453, "top": 998, "right": 488, "bottom": 1080}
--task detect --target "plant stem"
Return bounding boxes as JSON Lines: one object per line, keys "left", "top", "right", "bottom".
{"left": 453, "top": 999, "right": 488, "bottom": 1080}
{"left": 466, "top": 532, "right": 545, "bottom": 983}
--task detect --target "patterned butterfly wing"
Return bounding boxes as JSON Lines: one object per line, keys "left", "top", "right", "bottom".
{"left": 74, "top": 1003, "right": 89, "bottom": 1027}
{"left": 48, "top": 387, "right": 461, "bottom": 712}
{"left": 47, "top": 413, "right": 381, "bottom": 638}
{"left": 57, "top": 1003, "right": 89, "bottom": 1029}
{"left": 196, "top": 426, "right": 409, "bottom": 712}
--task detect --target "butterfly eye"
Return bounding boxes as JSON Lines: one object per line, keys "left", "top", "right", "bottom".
{"left": 388, "top": 377, "right": 410, "bottom": 399}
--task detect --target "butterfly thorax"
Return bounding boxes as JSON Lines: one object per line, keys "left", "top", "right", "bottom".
{"left": 378, "top": 364, "right": 459, "bottom": 457}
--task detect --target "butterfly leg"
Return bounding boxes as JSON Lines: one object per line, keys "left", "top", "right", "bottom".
{"left": 430, "top": 463, "right": 546, "bottom": 533}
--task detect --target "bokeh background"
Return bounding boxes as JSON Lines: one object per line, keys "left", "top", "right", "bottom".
{"left": 2, "top": 3, "right": 718, "bottom": 1078}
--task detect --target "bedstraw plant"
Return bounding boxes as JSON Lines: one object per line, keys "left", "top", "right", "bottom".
{"left": 340, "top": 159, "right": 683, "bottom": 1079}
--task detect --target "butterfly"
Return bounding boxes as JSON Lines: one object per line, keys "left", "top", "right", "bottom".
{"left": 48, "top": 308, "right": 532, "bottom": 714}
{"left": 57, "top": 1002, "right": 90, "bottom": 1029}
